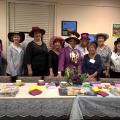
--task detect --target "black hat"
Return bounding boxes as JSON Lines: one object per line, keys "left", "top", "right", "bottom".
{"left": 8, "top": 32, "right": 25, "bottom": 43}
{"left": 29, "top": 27, "right": 45, "bottom": 38}
{"left": 114, "top": 38, "right": 120, "bottom": 45}
{"left": 65, "top": 31, "right": 80, "bottom": 44}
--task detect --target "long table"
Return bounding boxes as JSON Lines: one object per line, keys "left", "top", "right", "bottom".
{"left": 70, "top": 96, "right": 120, "bottom": 120}
{"left": 0, "top": 83, "right": 74, "bottom": 119}
{"left": 1, "top": 81, "right": 120, "bottom": 120}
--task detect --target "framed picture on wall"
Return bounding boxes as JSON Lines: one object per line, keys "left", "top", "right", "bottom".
{"left": 61, "top": 21, "right": 77, "bottom": 36}
{"left": 113, "top": 24, "right": 120, "bottom": 37}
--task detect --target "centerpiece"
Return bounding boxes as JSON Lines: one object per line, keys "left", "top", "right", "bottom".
{"left": 63, "top": 67, "right": 87, "bottom": 85}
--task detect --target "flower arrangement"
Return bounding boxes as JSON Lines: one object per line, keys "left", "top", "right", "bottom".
{"left": 63, "top": 67, "right": 88, "bottom": 85}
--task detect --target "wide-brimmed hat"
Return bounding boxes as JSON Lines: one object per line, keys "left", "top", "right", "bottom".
{"left": 49, "top": 36, "right": 64, "bottom": 48}
{"left": 29, "top": 27, "right": 45, "bottom": 38}
{"left": 80, "top": 33, "right": 90, "bottom": 40}
{"left": 8, "top": 32, "right": 25, "bottom": 43}
{"left": 65, "top": 31, "right": 80, "bottom": 44}
{"left": 114, "top": 38, "right": 120, "bottom": 45}
{"left": 95, "top": 33, "right": 109, "bottom": 41}
{"left": 68, "top": 30, "right": 80, "bottom": 38}
{"left": 51, "top": 36, "right": 64, "bottom": 45}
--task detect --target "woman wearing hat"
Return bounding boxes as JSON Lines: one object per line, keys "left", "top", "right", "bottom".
{"left": 57, "top": 31, "right": 82, "bottom": 80}
{"left": 110, "top": 38, "right": 120, "bottom": 78}
{"left": 6, "top": 32, "right": 25, "bottom": 82}
{"left": 49, "top": 36, "right": 64, "bottom": 77}
{"left": 82, "top": 42, "right": 102, "bottom": 81}
{"left": 76, "top": 33, "right": 89, "bottom": 57}
{"left": 25, "top": 27, "right": 49, "bottom": 77}
{"left": 96, "top": 33, "right": 111, "bottom": 78}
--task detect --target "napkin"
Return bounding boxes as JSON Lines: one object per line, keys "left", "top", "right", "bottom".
{"left": 29, "top": 89, "right": 42, "bottom": 96}
{"left": 96, "top": 91, "right": 109, "bottom": 97}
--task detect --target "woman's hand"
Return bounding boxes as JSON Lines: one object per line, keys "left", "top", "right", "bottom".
{"left": 27, "top": 64, "right": 33, "bottom": 76}
{"left": 49, "top": 68, "right": 54, "bottom": 79}
{"left": 28, "top": 69, "right": 33, "bottom": 76}
{"left": 105, "top": 70, "right": 110, "bottom": 78}
{"left": 87, "top": 72, "right": 97, "bottom": 81}
{"left": 91, "top": 72, "right": 97, "bottom": 78}
{"left": 57, "top": 72, "right": 63, "bottom": 81}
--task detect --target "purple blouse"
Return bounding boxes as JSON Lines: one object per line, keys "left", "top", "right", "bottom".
{"left": 58, "top": 47, "right": 83, "bottom": 73}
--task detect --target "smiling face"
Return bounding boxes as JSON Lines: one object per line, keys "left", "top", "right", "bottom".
{"left": 12, "top": 34, "right": 20, "bottom": 44}
{"left": 53, "top": 41, "right": 62, "bottom": 50}
{"left": 97, "top": 36, "right": 105, "bottom": 47}
{"left": 87, "top": 43, "right": 97, "bottom": 55}
{"left": 69, "top": 39, "right": 77, "bottom": 48}
{"left": 80, "top": 39, "right": 88, "bottom": 48}
{"left": 34, "top": 32, "right": 42, "bottom": 42}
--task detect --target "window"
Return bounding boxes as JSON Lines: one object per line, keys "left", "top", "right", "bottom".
{"left": 8, "top": 2, "right": 55, "bottom": 46}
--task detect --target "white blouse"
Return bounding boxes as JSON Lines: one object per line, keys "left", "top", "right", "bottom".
{"left": 6, "top": 44, "right": 24, "bottom": 76}
{"left": 111, "top": 52, "right": 120, "bottom": 72}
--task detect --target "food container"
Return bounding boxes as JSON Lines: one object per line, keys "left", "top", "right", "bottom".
{"left": 60, "top": 81, "right": 68, "bottom": 88}
{"left": 58, "top": 88, "right": 67, "bottom": 96}
{"left": 0, "top": 85, "right": 19, "bottom": 97}
{"left": 37, "top": 80, "right": 45, "bottom": 86}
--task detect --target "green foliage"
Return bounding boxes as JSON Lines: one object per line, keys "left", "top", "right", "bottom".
{"left": 63, "top": 67, "right": 88, "bottom": 85}
{"left": 63, "top": 67, "right": 73, "bottom": 85}
{"left": 80, "top": 73, "right": 88, "bottom": 83}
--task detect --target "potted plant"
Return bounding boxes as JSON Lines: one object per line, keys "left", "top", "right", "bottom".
{"left": 63, "top": 67, "right": 88, "bottom": 85}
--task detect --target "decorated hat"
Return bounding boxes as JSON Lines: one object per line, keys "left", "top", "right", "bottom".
{"left": 51, "top": 36, "right": 64, "bottom": 44}
{"left": 50, "top": 36, "right": 64, "bottom": 48}
{"left": 114, "top": 38, "right": 120, "bottom": 45}
{"left": 95, "top": 33, "right": 109, "bottom": 41}
{"left": 8, "top": 32, "right": 25, "bottom": 43}
{"left": 65, "top": 30, "right": 80, "bottom": 44}
{"left": 80, "top": 33, "right": 90, "bottom": 40}
{"left": 29, "top": 27, "right": 45, "bottom": 38}
{"left": 68, "top": 30, "right": 80, "bottom": 38}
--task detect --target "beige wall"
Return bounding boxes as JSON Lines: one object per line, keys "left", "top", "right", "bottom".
{"left": 1, "top": 0, "right": 120, "bottom": 57}
{"left": 55, "top": 0, "right": 120, "bottom": 50}
{"left": 0, "top": 0, "right": 7, "bottom": 58}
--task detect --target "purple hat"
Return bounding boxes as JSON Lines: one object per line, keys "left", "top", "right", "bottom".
{"left": 80, "top": 33, "right": 90, "bottom": 40}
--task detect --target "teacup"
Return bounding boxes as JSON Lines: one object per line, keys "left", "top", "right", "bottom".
{"left": 37, "top": 80, "right": 45, "bottom": 86}
{"left": 16, "top": 80, "right": 22, "bottom": 86}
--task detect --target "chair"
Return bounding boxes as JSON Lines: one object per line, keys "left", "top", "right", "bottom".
{"left": 17, "top": 76, "right": 52, "bottom": 83}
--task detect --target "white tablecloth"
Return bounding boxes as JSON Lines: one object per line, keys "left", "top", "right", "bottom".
{"left": 70, "top": 96, "right": 120, "bottom": 120}
{"left": 0, "top": 83, "right": 74, "bottom": 117}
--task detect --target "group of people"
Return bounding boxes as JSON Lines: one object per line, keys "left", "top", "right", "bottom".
{"left": 5, "top": 27, "right": 120, "bottom": 82}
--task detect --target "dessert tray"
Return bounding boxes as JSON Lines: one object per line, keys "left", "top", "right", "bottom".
{"left": 0, "top": 83, "right": 19, "bottom": 97}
